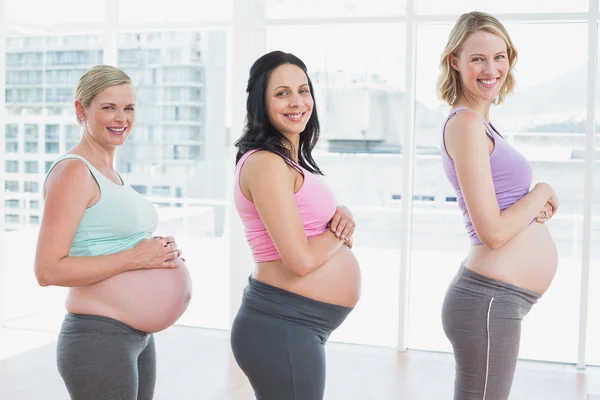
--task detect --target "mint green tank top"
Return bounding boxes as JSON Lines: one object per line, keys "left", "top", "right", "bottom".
{"left": 45, "top": 154, "right": 158, "bottom": 257}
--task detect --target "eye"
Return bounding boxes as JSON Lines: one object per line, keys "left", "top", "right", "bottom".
{"left": 126, "top": 107, "right": 135, "bottom": 111}
{"left": 276, "top": 91, "right": 288, "bottom": 97}
{"left": 300, "top": 89, "right": 310, "bottom": 94}
{"left": 472, "top": 57, "right": 483, "bottom": 62}
{"left": 496, "top": 54, "right": 506, "bottom": 60}
{"left": 103, "top": 106, "right": 115, "bottom": 110}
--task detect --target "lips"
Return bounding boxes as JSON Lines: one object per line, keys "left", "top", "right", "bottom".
{"left": 107, "top": 127, "right": 127, "bottom": 135}
{"left": 478, "top": 78, "right": 498, "bottom": 87}
{"left": 284, "top": 112, "right": 305, "bottom": 122}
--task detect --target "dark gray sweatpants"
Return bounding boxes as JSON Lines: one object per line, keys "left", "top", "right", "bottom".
{"left": 231, "top": 276, "right": 353, "bottom": 400}
{"left": 57, "top": 313, "right": 156, "bottom": 400}
{"left": 442, "top": 264, "right": 541, "bottom": 400}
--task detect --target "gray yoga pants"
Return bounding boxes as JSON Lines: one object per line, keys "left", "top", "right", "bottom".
{"left": 442, "top": 264, "right": 541, "bottom": 400}
{"left": 231, "top": 276, "right": 353, "bottom": 400}
{"left": 56, "top": 313, "right": 156, "bottom": 400}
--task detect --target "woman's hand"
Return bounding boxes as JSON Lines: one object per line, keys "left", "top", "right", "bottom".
{"left": 155, "top": 236, "right": 185, "bottom": 262}
{"left": 344, "top": 236, "right": 353, "bottom": 249}
{"left": 131, "top": 237, "right": 182, "bottom": 269}
{"left": 535, "top": 203, "right": 553, "bottom": 223}
{"left": 329, "top": 205, "right": 356, "bottom": 241}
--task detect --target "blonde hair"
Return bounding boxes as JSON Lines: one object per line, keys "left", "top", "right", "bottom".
{"left": 74, "top": 65, "right": 132, "bottom": 124}
{"left": 437, "top": 11, "right": 518, "bottom": 106}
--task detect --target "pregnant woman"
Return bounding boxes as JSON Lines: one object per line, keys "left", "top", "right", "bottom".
{"left": 34, "top": 65, "right": 192, "bottom": 400}
{"left": 438, "top": 12, "right": 559, "bottom": 399}
{"left": 230, "top": 51, "right": 361, "bottom": 400}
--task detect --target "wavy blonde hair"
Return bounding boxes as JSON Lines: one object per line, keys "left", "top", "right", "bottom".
{"left": 437, "top": 11, "right": 518, "bottom": 106}
{"left": 74, "top": 65, "right": 132, "bottom": 124}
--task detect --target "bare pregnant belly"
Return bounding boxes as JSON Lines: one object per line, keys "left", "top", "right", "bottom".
{"left": 66, "top": 258, "right": 192, "bottom": 333}
{"left": 466, "top": 222, "right": 558, "bottom": 295}
{"left": 254, "top": 246, "right": 361, "bottom": 307}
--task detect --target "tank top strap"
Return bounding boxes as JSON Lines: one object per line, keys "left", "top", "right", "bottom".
{"left": 44, "top": 154, "right": 121, "bottom": 192}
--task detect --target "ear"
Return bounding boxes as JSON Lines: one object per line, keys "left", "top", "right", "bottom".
{"left": 74, "top": 100, "right": 86, "bottom": 121}
{"left": 449, "top": 54, "right": 460, "bottom": 72}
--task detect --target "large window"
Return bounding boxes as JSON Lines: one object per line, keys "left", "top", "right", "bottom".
{"left": 4, "top": 0, "right": 600, "bottom": 374}
{"left": 586, "top": 28, "right": 600, "bottom": 366}
{"left": 116, "top": 29, "right": 231, "bottom": 330}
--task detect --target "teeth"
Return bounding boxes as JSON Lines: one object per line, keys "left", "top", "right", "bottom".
{"left": 480, "top": 79, "right": 496, "bottom": 85}
{"left": 286, "top": 113, "right": 302, "bottom": 118}
{"left": 107, "top": 127, "right": 126, "bottom": 132}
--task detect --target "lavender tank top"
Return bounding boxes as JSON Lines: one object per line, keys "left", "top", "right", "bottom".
{"left": 440, "top": 106, "right": 533, "bottom": 245}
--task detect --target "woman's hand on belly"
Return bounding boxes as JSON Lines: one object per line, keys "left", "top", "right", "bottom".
{"left": 329, "top": 205, "right": 356, "bottom": 241}
{"left": 130, "top": 237, "right": 182, "bottom": 270}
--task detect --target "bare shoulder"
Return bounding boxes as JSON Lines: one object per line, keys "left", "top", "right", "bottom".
{"left": 44, "top": 157, "right": 94, "bottom": 196}
{"left": 444, "top": 111, "right": 489, "bottom": 157}
{"left": 445, "top": 110, "right": 486, "bottom": 141}
{"left": 242, "top": 150, "right": 288, "bottom": 173}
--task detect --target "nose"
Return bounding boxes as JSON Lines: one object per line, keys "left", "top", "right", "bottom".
{"left": 289, "top": 92, "right": 303, "bottom": 108}
{"left": 483, "top": 60, "right": 494, "bottom": 75}
{"left": 114, "top": 108, "right": 125, "bottom": 122}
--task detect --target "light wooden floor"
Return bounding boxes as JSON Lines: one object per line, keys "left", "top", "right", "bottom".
{"left": 0, "top": 325, "right": 597, "bottom": 399}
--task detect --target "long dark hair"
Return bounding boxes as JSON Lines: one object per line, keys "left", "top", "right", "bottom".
{"left": 234, "top": 50, "right": 323, "bottom": 175}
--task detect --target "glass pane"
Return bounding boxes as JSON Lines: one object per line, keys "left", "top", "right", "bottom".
{"left": 417, "top": 0, "right": 587, "bottom": 14}
{"left": 118, "top": 0, "right": 232, "bottom": 23}
{"left": 266, "top": 0, "right": 405, "bottom": 18}
{"left": 267, "top": 24, "right": 406, "bottom": 347}
{"left": 409, "top": 23, "right": 587, "bottom": 363}
{"left": 116, "top": 30, "right": 230, "bottom": 330}
{"left": 4, "top": 33, "right": 101, "bottom": 336}
{"left": 586, "top": 26, "right": 600, "bottom": 367}
{"left": 7, "top": 0, "right": 106, "bottom": 26}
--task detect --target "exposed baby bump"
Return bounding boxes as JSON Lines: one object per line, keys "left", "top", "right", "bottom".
{"left": 73, "top": 259, "right": 193, "bottom": 333}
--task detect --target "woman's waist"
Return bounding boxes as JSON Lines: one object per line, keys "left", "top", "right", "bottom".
{"left": 241, "top": 275, "right": 354, "bottom": 331}
{"left": 254, "top": 246, "right": 361, "bottom": 307}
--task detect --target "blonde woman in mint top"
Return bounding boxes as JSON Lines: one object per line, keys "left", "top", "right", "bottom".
{"left": 230, "top": 51, "right": 361, "bottom": 400}
{"left": 438, "top": 12, "right": 559, "bottom": 400}
{"left": 34, "top": 65, "right": 192, "bottom": 400}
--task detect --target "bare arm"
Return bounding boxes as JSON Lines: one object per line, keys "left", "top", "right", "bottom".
{"left": 242, "top": 151, "right": 345, "bottom": 277}
{"left": 445, "top": 113, "right": 554, "bottom": 249}
{"left": 34, "top": 159, "right": 178, "bottom": 287}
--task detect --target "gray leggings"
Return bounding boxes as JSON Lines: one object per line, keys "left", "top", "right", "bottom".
{"left": 57, "top": 313, "right": 156, "bottom": 400}
{"left": 442, "top": 264, "right": 541, "bottom": 400}
{"left": 231, "top": 276, "right": 353, "bottom": 400}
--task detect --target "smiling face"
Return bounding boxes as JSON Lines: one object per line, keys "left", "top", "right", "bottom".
{"left": 76, "top": 83, "right": 136, "bottom": 147}
{"left": 265, "top": 63, "right": 314, "bottom": 138}
{"left": 451, "top": 30, "right": 510, "bottom": 104}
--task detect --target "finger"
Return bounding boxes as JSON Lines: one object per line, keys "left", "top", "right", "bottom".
{"left": 336, "top": 220, "right": 349, "bottom": 239}
{"left": 165, "top": 260, "right": 179, "bottom": 268}
{"left": 164, "top": 236, "right": 175, "bottom": 244}
{"left": 345, "top": 223, "right": 355, "bottom": 239}
{"left": 339, "top": 222, "right": 353, "bottom": 241}
{"left": 330, "top": 213, "right": 342, "bottom": 234}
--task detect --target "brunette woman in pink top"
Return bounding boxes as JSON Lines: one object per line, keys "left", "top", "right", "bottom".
{"left": 230, "top": 51, "right": 361, "bottom": 400}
